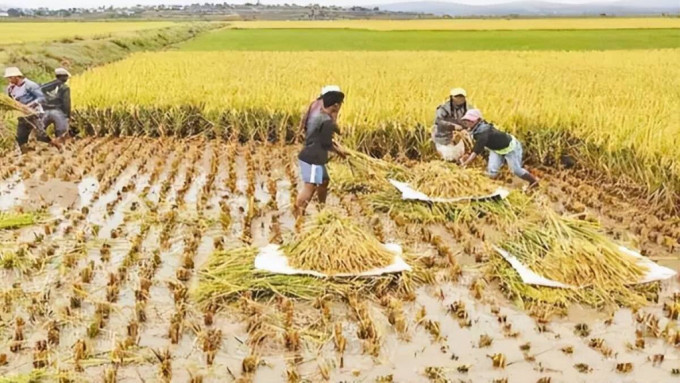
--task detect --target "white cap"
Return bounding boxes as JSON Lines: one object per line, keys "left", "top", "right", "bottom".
{"left": 320, "top": 85, "right": 341, "bottom": 96}
{"left": 450, "top": 87, "right": 467, "bottom": 97}
{"left": 4, "top": 67, "right": 23, "bottom": 78}
{"left": 55, "top": 68, "right": 71, "bottom": 76}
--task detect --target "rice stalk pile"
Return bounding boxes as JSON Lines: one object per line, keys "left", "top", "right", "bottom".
{"left": 282, "top": 210, "right": 396, "bottom": 275}
{"left": 491, "top": 209, "right": 655, "bottom": 311}
{"left": 194, "top": 245, "right": 433, "bottom": 307}
{"left": 408, "top": 161, "right": 498, "bottom": 197}
{"left": 194, "top": 246, "right": 327, "bottom": 305}
{"left": 330, "top": 149, "right": 406, "bottom": 194}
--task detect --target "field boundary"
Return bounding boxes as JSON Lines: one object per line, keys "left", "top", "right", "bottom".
{"left": 0, "top": 22, "right": 222, "bottom": 83}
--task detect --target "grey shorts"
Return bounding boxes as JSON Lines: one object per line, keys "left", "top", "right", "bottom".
{"left": 298, "top": 160, "right": 328, "bottom": 185}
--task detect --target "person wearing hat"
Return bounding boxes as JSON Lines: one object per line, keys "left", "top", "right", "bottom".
{"left": 300, "top": 85, "right": 341, "bottom": 137}
{"left": 295, "top": 90, "right": 347, "bottom": 217}
{"left": 459, "top": 109, "right": 539, "bottom": 188}
{"left": 4, "top": 66, "right": 50, "bottom": 147}
{"left": 432, "top": 87, "right": 473, "bottom": 161}
{"left": 41, "top": 68, "right": 72, "bottom": 142}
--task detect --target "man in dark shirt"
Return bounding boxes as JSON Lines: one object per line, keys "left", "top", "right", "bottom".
{"left": 295, "top": 90, "right": 347, "bottom": 217}
{"left": 459, "top": 109, "right": 539, "bottom": 188}
{"left": 41, "top": 68, "right": 71, "bottom": 142}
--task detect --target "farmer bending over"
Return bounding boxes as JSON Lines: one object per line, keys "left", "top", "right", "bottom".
{"left": 295, "top": 90, "right": 347, "bottom": 217}
{"left": 41, "top": 68, "right": 72, "bottom": 143}
{"left": 4, "top": 67, "right": 52, "bottom": 149}
{"left": 299, "top": 85, "right": 340, "bottom": 138}
{"left": 459, "top": 109, "right": 539, "bottom": 188}
{"left": 432, "top": 87, "right": 472, "bottom": 162}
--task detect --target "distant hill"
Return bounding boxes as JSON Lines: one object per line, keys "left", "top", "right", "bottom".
{"left": 376, "top": 0, "right": 680, "bottom": 16}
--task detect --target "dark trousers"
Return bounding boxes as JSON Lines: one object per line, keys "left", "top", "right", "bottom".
{"left": 16, "top": 115, "right": 49, "bottom": 145}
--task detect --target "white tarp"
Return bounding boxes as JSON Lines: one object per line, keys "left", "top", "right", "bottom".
{"left": 494, "top": 245, "right": 677, "bottom": 288}
{"left": 389, "top": 179, "right": 510, "bottom": 204}
{"left": 254, "top": 243, "right": 412, "bottom": 278}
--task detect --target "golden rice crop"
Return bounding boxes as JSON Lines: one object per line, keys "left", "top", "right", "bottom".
{"left": 228, "top": 18, "right": 680, "bottom": 31}
{"left": 282, "top": 210, "right": 395, "bottom": 275}
{"left": 71, "top": 49, "right": 680, "bottom": 207}
{"left": 0, "top": 21, "right": 179, "bottom": 44}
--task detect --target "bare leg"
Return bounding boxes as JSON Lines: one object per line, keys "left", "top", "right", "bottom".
{"left": 316, "top": 179, "right": 329, "bottom": 206}
{"left": 294, "top": 183, "right": 317, "bottom": 217}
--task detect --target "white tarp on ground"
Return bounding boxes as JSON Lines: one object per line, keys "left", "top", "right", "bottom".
{"left": 389, "top": 179, "right": 510, "bottom": 204}
{"left": 254, "top": 243, "right": 412, "bottom": 278}
{"left": 494, "top": 245, "right": 677, "bottom": 288}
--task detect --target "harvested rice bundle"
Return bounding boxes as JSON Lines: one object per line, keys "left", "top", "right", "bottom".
{"left": 330, "top": 149, "right": 406, "bottom": 194}
{"left": 0, "top": 94, "right": 33, "bottom": 115}
{"left": 492, "top": 210, "right": 653, "bottom": 311}
{"left": 194, "top": 247, "right": 325, "bottom": 305}
{"left": 282, "top": 210, "right": 396, "bottom": 275}
{"left": 408, "top": 161, "right": 498, "bottom": 198}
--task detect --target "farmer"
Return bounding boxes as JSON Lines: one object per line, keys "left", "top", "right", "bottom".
{"left": 295, "top": 90, "right": 347, "bottom": 217}
{"left": 4, "top": 67, "right": 51, "bottom": 148}
{"left": 432, "top": 87, "right": 472, "bottom": 161}
{"left": 41, "top": 68, "right": 72, "bottom": 142}
{"left": 300, "top": 85, "right": 341, "bottom": 137}
{"left": 458, "top": 109, "right": 539, "bottom": 188}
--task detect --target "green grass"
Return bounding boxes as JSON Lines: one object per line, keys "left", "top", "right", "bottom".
{"left": 179, "top": 28, "right": 680, "bottom": 51}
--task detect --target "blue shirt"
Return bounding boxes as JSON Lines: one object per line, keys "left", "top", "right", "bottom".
{"left": 7, "top": 79, "right": 45, "bottom": 107}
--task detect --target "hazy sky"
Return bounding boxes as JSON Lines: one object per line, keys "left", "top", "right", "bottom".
{"left": 16, "top": 0, "right": 623, "bottom": 9}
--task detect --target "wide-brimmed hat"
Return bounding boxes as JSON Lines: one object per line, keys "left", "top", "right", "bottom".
{"left": 4, "top": 67, "right": 23, "bottom": 78}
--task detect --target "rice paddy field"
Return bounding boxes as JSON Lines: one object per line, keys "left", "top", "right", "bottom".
{"left": 0, "top": 21, "right": 179, "bottom": 44}
{"left": 1, "top": 18, "right": 679, "bottom": 383}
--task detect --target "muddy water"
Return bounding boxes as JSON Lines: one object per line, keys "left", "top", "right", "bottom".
{"left": 0, "top": 138, "right": 678, "bottom": 383}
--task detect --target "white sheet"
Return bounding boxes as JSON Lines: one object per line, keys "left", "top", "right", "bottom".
{"left": 389, "top": 179, "right": 510, "bottom": 204}
{"left": 254, "top": 243, "right": 412, "bottom": 278}
{"left": 494, "top": 245, "right": 677, "bottom": 288}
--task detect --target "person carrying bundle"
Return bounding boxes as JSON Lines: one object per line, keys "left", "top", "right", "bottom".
{"left": 295, "top": 90, "right": 347, "bottom": 217}
{"left": 4, "top": 67, "right": 53, "bottom": 150}
{"left": 299, "top": 85, "right": 341, "bottom": 138}
{"left": 41, "top": 68, "right": 72, "bottom": 143}
{"left": 432, "top": 87, "right": 472, "bottom": 162}
{"left": 459, "top": 109, "right": 540, "bottom": 189}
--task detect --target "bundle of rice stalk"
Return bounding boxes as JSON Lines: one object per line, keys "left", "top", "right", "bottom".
{"left": 330, "top": 149, "right": 406, "bottom": 194}
{"left": 282, "top": 210, "right": 396, "bottom": 275}
{"left": 407, "top": 161, "right": 499, "bottom": 198}
{"left": 194, "top": 247, "right": 327, "bottom": 306}
{"left": 0, "top": 94, "right": 33, "bottom": 116}
{"left": 492, "top": 210, "right": 653, "bottom": 311}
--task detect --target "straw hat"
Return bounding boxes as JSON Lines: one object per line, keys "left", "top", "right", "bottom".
{"left": 4, "top": 67, "right": 23, "bottom": 78}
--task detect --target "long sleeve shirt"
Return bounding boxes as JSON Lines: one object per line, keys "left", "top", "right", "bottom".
{"left": 7, "top": 79, "right": 45, "bottom": 108}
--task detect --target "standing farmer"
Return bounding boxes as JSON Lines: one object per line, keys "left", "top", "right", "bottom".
{"left": 4, "top": 67, "right": 51, "bottom": 148}
{"left": 432, "top": 87, "right": 472, "bottom": 161}
{"left": 299, "top": 85, "right": 341, "bottom": 137}
{"left": 41, "top": 68, "right": 72, "bottom": 143}
{"left": 295, "top": 90, "right": 347, "bottom": 217}
{"left": 459, "top": 109, "right": 539, "bottom": 188}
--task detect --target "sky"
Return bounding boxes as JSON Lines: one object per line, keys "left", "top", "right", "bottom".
{"left": 12, "top": 0, "right": 622, "bottom": 9}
